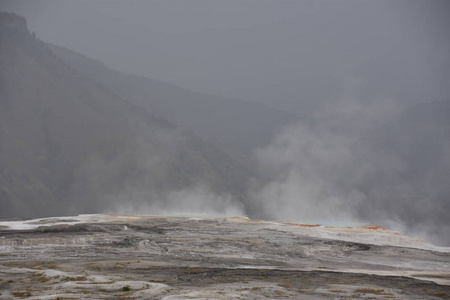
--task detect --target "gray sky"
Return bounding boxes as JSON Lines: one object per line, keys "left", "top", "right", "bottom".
{"left": 2, "top": 0, "right": 449, "bottom": 113}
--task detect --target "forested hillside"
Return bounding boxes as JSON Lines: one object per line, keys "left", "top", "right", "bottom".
{"left": 0, "top": 12, "right": 255, "bottom": 219}
{"left": 47, "top": 43, "right": 298, "bottom": 162}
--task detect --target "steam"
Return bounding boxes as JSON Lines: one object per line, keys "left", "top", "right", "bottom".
{"left": 107, "top": 183, "right": 246, "bottom": 218}
{"left": 68, "top": 126, "right": 247, "bottom": 219}
{"left": 252, "top": 122, "right": 363, "bottom": 225}
{"left": 252, "top": 96, "right": 450, "bottom": 246}
{"left": 69, "top": 93, "right": 450, "bottom": 245}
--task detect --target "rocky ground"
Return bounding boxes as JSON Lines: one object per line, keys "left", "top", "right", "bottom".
{"left": 0, "top": 214, "right": 449, "bottom": 299}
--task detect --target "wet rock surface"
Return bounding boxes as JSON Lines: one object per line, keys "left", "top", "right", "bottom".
{"left": 0, "top": 215, "right": 449, "bottom": 299}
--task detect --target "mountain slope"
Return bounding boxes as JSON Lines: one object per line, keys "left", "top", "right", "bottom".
{"left": 0, "top": 13, "right": 255, "bottom": 219}
{"left": 46, "top": 43, "right": 299, "bottom": 161}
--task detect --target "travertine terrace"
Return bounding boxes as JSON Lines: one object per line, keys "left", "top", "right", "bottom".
{"left": 0, "top": 214, "right": 449, "bottom": 299}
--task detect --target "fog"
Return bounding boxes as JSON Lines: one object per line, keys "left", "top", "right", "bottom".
{"left": 1, "top": 1, "right": 449, "bottom": 245}
{"left": 69, "top": 127, "right": 247, "bottom": 218}
{"left": 252, "top": 102, "right": 450, "bottom": 245}
{"left": 4, "top": 0, "right": 449, "bottom": 113}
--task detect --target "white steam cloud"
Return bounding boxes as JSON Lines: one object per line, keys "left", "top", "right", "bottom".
{"left": 107, "top": 183, "right": 246, "bottom": 218}
{"left": 252, "top": 95, "right": 450, "bottom": 246}
{"left": 252, "top": 123, "right": 363, "bottom": 226}
{"left": 69, "top": 127, "right": 247, "bottom": 218}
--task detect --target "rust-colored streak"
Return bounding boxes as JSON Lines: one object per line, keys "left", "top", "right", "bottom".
{"left": 285, "top": 223, "right": 321, "bottom": 227}
{"left": 363, "top": 225, "right": 387, "bottom": 231}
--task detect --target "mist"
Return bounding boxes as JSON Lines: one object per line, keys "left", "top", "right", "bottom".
{"left": 70, "top": 128, "right": 247, "bottom": 218}
{"left": 1, "top": 1, "right": 449, "bottom": 246}
{"left": 3, "top": 0, "right": 449, "bottom": 112}
{"left": 252, "top": 98, "right": 450, "bottom": 245}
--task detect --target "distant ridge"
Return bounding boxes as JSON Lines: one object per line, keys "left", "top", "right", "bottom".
{"left": 0, "top": 12, "right": 258, "bottom": 219}
{"left": 46, "top": 43, "right": 299, "bottom": 161}
{"left": 0, "top": 12, "right": 27, "bottom": 31}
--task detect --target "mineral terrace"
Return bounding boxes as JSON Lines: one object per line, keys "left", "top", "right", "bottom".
{"left": 0, "top": 214, "right": 449, "bottom": 299}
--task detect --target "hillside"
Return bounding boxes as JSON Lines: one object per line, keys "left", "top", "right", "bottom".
{"left": 46, "top": 43, "right": 299, "bottom": 161}
{"left": 0, "top": 13, "right": 256, "bottom": 219}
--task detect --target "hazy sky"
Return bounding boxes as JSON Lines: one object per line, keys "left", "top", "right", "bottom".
{"left": 2, "top": 0, "right": 449, "bottom": 113}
